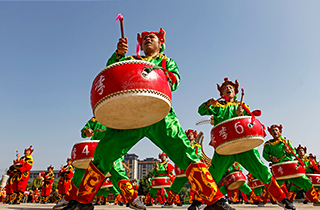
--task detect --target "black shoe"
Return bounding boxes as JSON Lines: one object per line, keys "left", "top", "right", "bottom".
{"left": 177, "top": 202, "right": 182, "bottom": 206}
{"left": 204, "top": 198, "right": 235, "bottom": 210}
{"left": 303, "top": 200, "right": 308, "bottom": 204}
{"left": 119, "top": 202, "right": 123, "bottom": 206}
{"left": 188, "top": 200, "right": 202, "bottom": 210}
{"left": 61, "top": 200, "right": 94, "bottom": 210}
{"left": 278, "top": 198, "right": 296, "bottom": 210}
{"left": 146, "top": 203, "right": 153, "bottom": 206}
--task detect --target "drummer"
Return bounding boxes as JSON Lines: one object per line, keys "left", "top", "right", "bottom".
{"left": 39, "top": 165, "right": 55, "bottom": 204}
{"left": 219, "top": 162, "right": 259, "bottom": 205}
{"left": 198, "top": 77, "right": 295, "bottom": 210}
{"left": 66, "top": 28, "right": 232, "bottom": 210}
{"left": 263, "top": 124, "right": 320, "bottom": 205}
{"left": 57, "top": 158, "right": 74, "bottom": 203}
{"left": 10, "top": 146, "right": 34, "bottom": 205}
{"left": 148, "top": 152, "right": 174, "bottom": 207}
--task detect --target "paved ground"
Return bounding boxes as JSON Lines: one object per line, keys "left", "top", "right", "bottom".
{"left": 0, "top": 202, "right": 320, "bottom": 210}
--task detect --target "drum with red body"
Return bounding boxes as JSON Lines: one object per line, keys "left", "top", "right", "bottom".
{"left": 151, "top": 177, "right": 171, "bottom": 189}
{"left": 71, "top": 140, "right": 99, "bottom": 169}
{"left": 210, "top": 116, "right": 265, "bottom": 155}
{"left": 101, "top": 179, "right": 113, "bottom": 189}
{"left": 250, "top": 179, "right": 265, "bottom": 188}
{"left": 90, "top": 60, "right": 172, "bottom": 129}
{"left": 271, "top": 161, "right": 305, "bottom": 180}
{"left": 224, "top": 171, "right": 247, "bottom": 190}
{"left": 174, "top": 165, "right": 186, "bottom": 178}
{"left": 306, "top": 173, "right": 320, "bottom": 187}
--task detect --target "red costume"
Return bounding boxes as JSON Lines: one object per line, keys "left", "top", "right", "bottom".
{"left": 57, "top": 158, "right": 74, "bottom": 201}
{"left": 39, "top": 165, "right": 55, "bottom": 203}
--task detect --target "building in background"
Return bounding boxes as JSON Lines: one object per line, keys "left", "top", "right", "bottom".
{"left": 124, "top": 154, "right": 158, "bottom": 180}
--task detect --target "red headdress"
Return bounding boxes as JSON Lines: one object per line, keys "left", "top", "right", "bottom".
{"left": 267, "top": 124, "right": 283, "bottom": 136}
{"left": 137, "top": 28, "right": 166, "bottom": 48}
{"left": 47, "top": 165, "right": 54, "bottom": 171}
{"left": 217, "top": 78, "right": 239, "bottom": 97}
{"left": 185, "top": 129, "right": 197, "bottom": 138}
{"left": 24, "top": 145, "right": 34, "bottom": 155}
{"left": 66, "top": 158, "right": 72, "bottom": 163}
{"left": 158, "top": 152, "right": 167, "bottom": 159}
{"left": 295, "top": 144, "right": 307, "bottom": 153}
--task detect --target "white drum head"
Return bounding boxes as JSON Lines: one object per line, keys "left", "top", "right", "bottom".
{"left": 216, "top": 136, "right": 264, "bottom": 155}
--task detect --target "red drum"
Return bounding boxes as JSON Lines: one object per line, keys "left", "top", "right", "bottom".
{"left": 210, "top": 116, "right": 265, "bottom": 155}
{"left": 71, "top": 140, "right": 99, "bottom": 169}
{"left": 271, "top": 161, "right": 305, "bottom": 180}
{"left": 90, "top": 60, "right": 172, "bottom": 129}
{"left": 306, "top": 174, "right": 320, "bottom": 187}
{"left": 250, "top": 179, "right": 264, "bottom": 188}
{"left": 224, "top": 171, "right": 247, "bottom": 190}
{"left": 101, "top": 179, "right": 113, "bottom": 189}
{"left": 151, "top": 177, "right": 171, "bottom": 189}
{"left": 174, "top": 165, "right": 186, "bottom": 178}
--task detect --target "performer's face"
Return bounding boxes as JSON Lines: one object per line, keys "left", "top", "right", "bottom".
{"left": 187, "top": 132, "right": 195, "bottom": 141}
{"left": 142, "top": 34, "right": 161, "bottom": 54}
{"left": 25, "top": 150, "right": 31, "bottom": 156}
{"left": 271, "top": 127, "right": 281, "bottom": 139}
{"left": 68, "top": 160, "right": 72, "bottom": 165}
{"left": 222, "top": 85, "right": 235, "bottom": 99}
{"left": 160, "top": 155, "right": 167, "bottom": 162}
{"left": 297, "top": 149, "right": 305, "bottom": 157}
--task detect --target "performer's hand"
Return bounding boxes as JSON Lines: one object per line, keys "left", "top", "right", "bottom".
{"left": 236, "top": 106, "right": 244, "bottom": 116}
{"left": 85, "top": 129, "right": 94, "bottom": 138}
{"left": 117, "top": 38, "right": 128, "bottom": 55}
{"left": 271, "top": 156, "right": 279, "bottom": 163}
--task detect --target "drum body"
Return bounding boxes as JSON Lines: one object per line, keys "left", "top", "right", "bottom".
{"left": 271, "top": 161, "right": 305, "bottom": 180}
{"left": 224, "top": 171, "right": 247, "bottom": 190}
{"left": 174, "top": 165, "right": 186, "bottom": 178}
{"left": 0, "top": 175, "right": 9, "bottom": 189}
{"left": 101, "top": 179, "right": 113, "bottom": 189}
{"left": 210, "top": 116, "right": 265, "bottom": 155}
{"left": 71, "top": 140, "right": 99, "bottom": 169}
{"left": 306, "top": 174, "right": 320, "bottom": 187}
{"left": 250, "top": 179, "right": 265, "bottom": 188}
{"left": 151, "top": 177, "right": 171, "bottom": 189}
{"left": 90, "top": 60, "right": 172, "bottom": 130}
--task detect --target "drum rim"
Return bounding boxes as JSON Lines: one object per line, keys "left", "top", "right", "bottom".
{"left": 212, "top": 116, "right": 255, "bottom": 129}
{"left": 271, "top": 160, "right": 299, "bottom": 167}
{"left": 175, "top": 174, "right": 186, "bottom": 178}
{"left": 215, "top": 135, "right": 264, "bottom": 155}
{"left": 225, "top": 171, "right": 245, "bottom": 177}
{"left": 93, "top": 88, "right": 172, "bottom": 113}
{"left": 275, "top": 173, "right": 305, "bottom": 180}
{"left": 97, "top": 60, "right": 155, "bottom": 78}
{"left": 73, "top": 140, "right": 100, "bottom": 145}
{"left": 152, "top": 176, "right": 170, "bottom": 180}
{"left": 72, "top": 158, "right": 94, "bottom": 168}
{"left": 226, "top": 179, "right": 246, "bottom": 190}
{"left": 306, "top": 173, "right": 320, "bottom": 177}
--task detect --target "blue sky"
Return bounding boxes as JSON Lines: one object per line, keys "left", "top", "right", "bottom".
{"left": 1, "top": 1, "right": 320, "bottom": 174}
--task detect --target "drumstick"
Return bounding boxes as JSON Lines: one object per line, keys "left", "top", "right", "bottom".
{"left": 282, "top": 139, "right": 306, "bottom": 168}
{"left": 240, "top": 88, "right": 244, "bottom": 105}
{"left": 116, "top": 13, "right": 124, "bottom": 38}
{"left": 93, "top": 128, "right": 106, "bottom": 133}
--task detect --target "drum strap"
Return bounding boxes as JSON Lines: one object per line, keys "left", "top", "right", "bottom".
{"left": 161, "top": 58, "right": 177, "bottom": 85}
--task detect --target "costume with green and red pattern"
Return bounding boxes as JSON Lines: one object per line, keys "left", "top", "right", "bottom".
{"left": 263, "top": 136, "right": 318, "bottom": 202}
{"left": 74, "top": 52, "right": 223, "bottom": 206}
{"left": 198, "top": 99, "right": 287, "bottom": 202}
{"left": 219, "top": 162, "right": 258, "bottom": 203}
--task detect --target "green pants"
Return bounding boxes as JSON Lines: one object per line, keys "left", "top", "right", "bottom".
{"left": 254, "top": 186, "right": 264, "bottom": 196}
{"left": 289, "top": 184, "right": 301, "bottom": 193}
{"left": 72, "top": 158, "right": 125, "bottom": 197}
{"left": 277, "top": 175, "right": 313, "bottom": 192}
{"left": 209, "top": 149, "right": 273, "bottom": 185}
{"left": 93, "top": 110, "right": 200, "bottom": 176}
{"left": 170, "top": 176, "right": 188, "bottom": 194}
{"left": 219, "top": 183, "right": 252, "bottom": 196}
{"left": 149, "top": 188, "right": 168, "bottom": 198}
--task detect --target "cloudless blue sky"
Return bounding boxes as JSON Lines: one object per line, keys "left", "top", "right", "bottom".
{"left": 1, "top": 1, "right": 320, "bottom": 174}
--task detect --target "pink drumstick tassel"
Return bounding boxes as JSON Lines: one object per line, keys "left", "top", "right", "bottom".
{"left": 116, "top": 13, "right": 124, "bottom": 38}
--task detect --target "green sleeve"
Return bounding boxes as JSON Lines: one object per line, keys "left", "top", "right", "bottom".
{"left": 166, "top": 57, "right": 180, "bottom": 92}
{"left": 262, "top": 144, "right": 271, "bottom": 162}
{"left": 198, "top": 101, "right": 215, "bottom": 116}
{"left": 80, "top": 120, "right": 94, "bottom": 138}
{"left": 106, "top": 52, "right": 125, "bottom": 66}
